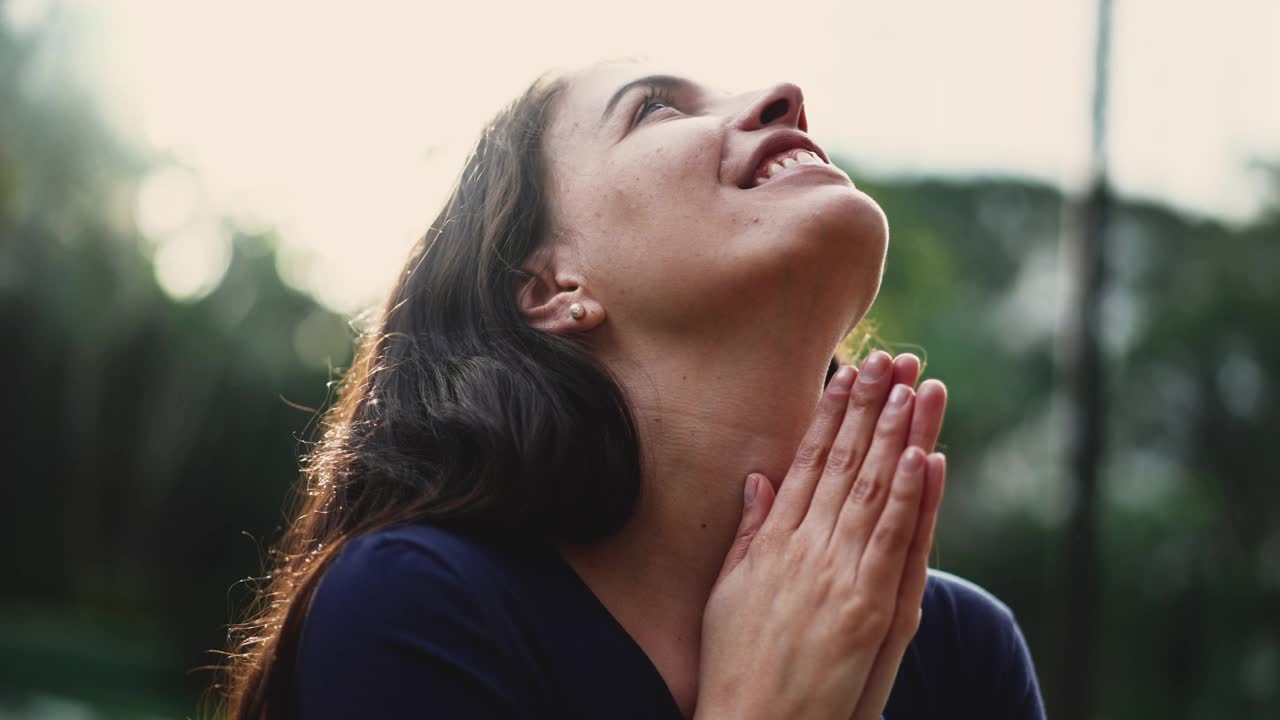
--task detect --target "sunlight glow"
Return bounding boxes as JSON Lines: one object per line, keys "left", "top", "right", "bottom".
{"left": 152, "top": 220, "right": 233, "bottom": 302}
{"left": 135, "top": 166, "right": 201, "bottom": 241}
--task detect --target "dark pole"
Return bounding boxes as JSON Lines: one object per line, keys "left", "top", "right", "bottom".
{"left": 1061, "top": 0, "right": 1112, "bottom": 717}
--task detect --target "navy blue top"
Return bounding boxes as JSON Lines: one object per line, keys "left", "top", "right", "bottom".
{"left": 294, "top": 523, "right": 1045, "bottom": 719}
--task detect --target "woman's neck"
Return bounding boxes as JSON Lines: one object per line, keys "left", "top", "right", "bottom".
{"left": 560, "top": 327, "right": 837, "bottom": 716}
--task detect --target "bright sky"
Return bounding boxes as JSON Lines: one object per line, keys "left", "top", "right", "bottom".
{"left": 8, "top": 0, "right": 1279, "bottom": 311}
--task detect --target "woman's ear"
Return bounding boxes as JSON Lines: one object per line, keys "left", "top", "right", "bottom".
{"left": 516, "top": 249, "right": 606, "bottom": 335}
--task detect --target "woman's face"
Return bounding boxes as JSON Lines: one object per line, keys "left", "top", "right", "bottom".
{"left": 541, "top": 61, "right": 888, "bottom": 345}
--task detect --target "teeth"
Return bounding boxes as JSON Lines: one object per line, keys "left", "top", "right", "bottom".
{"left": 754, "top": 147, "right": 827, "bottom": 185}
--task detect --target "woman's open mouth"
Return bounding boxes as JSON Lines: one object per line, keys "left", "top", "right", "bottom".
{"left": 752, "top": 148, "right": 837, "bottom": 187}
{"left": 735, "top": 131, "right": 851, "bottom": 190}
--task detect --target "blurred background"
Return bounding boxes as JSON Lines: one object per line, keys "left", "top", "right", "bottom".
{"left": 1, "top": 0, "right": 1276, "bottom": 717}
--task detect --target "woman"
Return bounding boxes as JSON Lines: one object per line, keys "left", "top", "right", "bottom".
{"left": 220, "top": 60, "right": 1045, "bottom": 719}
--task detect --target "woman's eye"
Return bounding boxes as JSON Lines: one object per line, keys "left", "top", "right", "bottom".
{"left": 639, "top": 100, "right": 669, "bottom": 119}
{"left": 635, "top": 90, "right": 679, "bottom": 125}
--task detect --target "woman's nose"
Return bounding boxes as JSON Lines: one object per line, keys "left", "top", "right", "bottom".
{"left": 732, "top": 82, "right": 808, "bottom": 133}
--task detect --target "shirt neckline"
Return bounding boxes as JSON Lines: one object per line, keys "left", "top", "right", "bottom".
{"left": 539, "top": 542, "right": 686, "bottom": 718}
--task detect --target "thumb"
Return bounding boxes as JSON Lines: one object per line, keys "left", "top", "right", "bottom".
{"left": 717, "top": 473, "right": 776, "bottom": 581}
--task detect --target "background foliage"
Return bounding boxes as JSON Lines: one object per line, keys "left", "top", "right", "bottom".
{"left": 2, "top": 9, "right": 1276, "bottom": 720}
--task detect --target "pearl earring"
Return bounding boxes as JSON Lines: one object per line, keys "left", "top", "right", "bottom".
{"left": 569, "top": 303, "right": 586, "bottom": 320}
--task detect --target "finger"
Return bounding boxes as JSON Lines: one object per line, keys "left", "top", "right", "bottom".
{"left": 802, "top": 351, "right": 897, "bottom": 531}
{"left": 905, "top": 379, "right": 948, "bottom": 453}
{"left": 848, "top": 447, "right": 926, "bottom": 608}
{"left": 850, "top": 453, "right": 945, "bottom": 720}
{"left": 896, "top": 453, "right": 945, "bottom": 615}
{"left": 869, "top": 452, "right": 945, "bottom": 624}
{"left": 716, "top": 473, "right": 778, "bottom": 581}
{"left": 767, "top": 363, "right": 857, "bottom": 530}
{"left": 894, "top": 453, "right": 946, "bottom": 621}
{"left": 891, "top": 353, "right": 920, "bottom": 389}
{"left": 829, "top": 379, "right": 916, "bottom": 549}
{"left": 922, "top": 453, "right": 947, "bottom": 522}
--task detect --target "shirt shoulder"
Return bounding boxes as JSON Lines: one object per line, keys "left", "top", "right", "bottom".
{"left": 921, "top": 568, "right": 1019, "bottom": 642}
{"left": 293, "top": 523, "right": 547, "bottom": 719}
{"left": 302, "top": 523, "right": 530, "bottom": 645}
{"left": 885, "top": 569, "right": 1046, "bottom": 719}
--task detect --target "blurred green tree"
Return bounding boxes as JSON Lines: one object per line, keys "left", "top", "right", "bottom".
{"left": 0, "top": 9, "right": 352, "bottom": 716}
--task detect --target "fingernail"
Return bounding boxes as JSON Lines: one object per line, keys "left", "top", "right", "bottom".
{"left": 830, "top": 365, "right": 855, "bottom": 393}
{"left": 744, "top": 474, "right": 760, "bottom": 507}
{"left": 888, "top": 384, "right": 912, "bottom": 408}
{"left": 861, "top": 352, "right": 890, "bottom": 382}
{"left": 931, "top": 453, "right": 947, "bottom": 473}
{"left": 900, "top": 448, "right": 925, "bottom": 473}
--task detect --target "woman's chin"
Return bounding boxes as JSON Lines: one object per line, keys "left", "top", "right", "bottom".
{"left": 787, "top": 187, "right": 889, "bottom": 263}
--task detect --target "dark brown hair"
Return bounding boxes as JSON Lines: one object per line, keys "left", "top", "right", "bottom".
{"left": 216, "top": 73, "right": 645, "bottom": 718}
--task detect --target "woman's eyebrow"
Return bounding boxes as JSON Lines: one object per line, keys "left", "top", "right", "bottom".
{"left": 599, "top": 74, "right": 693, "bottom": 126}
